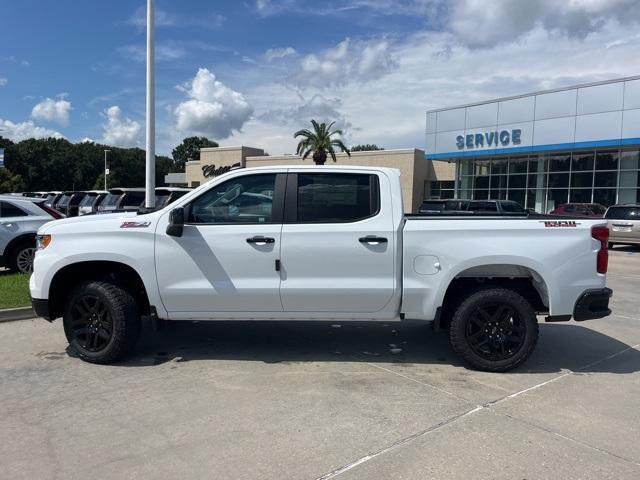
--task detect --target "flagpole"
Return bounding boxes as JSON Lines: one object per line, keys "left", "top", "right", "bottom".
{"left": 145, "top": 0, "right": 155, "bottom": 208}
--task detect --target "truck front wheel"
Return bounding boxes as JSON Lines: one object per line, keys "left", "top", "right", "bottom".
{"left": 449, "top": 287, "right": 538, "bottom": 372}
{"left": 63, "top": 281, "right": 141, "bottom": 364}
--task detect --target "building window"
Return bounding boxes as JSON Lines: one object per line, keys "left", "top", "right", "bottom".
{"left": 426, "top": 180, "right": 455, "bottom": 199}
{"left": 456, "top": 148, "right": 640, "bottom": 212}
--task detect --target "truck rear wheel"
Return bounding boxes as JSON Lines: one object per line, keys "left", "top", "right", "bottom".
{"left": 449, "top": 287, "right": 538, "bottom": 372}
{"left": 63, "top": 281, "right": 141, "bottom": 364}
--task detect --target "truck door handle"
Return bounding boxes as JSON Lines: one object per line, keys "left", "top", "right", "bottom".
{"left": 359, "top": 236, "right": 388, "bottom": 244}
{"left": 246, "top": 236, "right": 275, "bottom": 244}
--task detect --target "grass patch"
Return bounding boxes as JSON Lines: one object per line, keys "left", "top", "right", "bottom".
{"left": 0, "top": 273, "right": 31, "bottom": 309}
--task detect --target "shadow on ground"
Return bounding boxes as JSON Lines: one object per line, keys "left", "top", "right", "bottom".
{"left": 108, "top": 320, "right": 640, "bottom": 375}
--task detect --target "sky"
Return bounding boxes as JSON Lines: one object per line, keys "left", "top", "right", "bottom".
{"left": 1, "top": 0, "right": 640, "bottom": 156}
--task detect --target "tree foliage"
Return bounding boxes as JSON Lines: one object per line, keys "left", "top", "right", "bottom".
{"left": 350, "top": 144, "right": 384, "bottom": 152}
{"left": 294, "top": 120, "right": 350, "bottom": 165}
{"left": 0, "top": 136, "right": 174, "bottom": 193}
{"left": 0, "top": 168, "right": 24, "bottom": 193}
{"left": 171, "top": 136, "right": 219, "bottom": 171}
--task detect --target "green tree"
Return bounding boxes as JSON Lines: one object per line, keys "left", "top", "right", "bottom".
{"left": 0, "top": 168, "right": 25, "bottom": 193}
{"left": 294, "top": 120, "right": 350, "bottom": 165}
{"left": 350, "top": 144, "right": 383, "bottom": 152}
{"left": 171, "top": 136, "right": 219, "bottom": 171}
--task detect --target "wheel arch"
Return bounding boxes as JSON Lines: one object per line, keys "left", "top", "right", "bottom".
{"left": 437, "top": 262, "right": 550, "bottom": 328}
{"left": 3, "top": 232, "right": 36, "bottom": 257}
{"left": 48, "top": 260, "right": 151, "bottom": 320}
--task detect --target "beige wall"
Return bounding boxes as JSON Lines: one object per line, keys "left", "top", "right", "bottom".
{"left": 186, "top": 146, "right": 455, "bottom": 212}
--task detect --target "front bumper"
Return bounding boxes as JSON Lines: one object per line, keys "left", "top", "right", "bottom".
{"left": 31, "top": 298, "right": 53, "bottom": 322}
{"left": 573, "top": 288, "right": 613, "bottom": 321}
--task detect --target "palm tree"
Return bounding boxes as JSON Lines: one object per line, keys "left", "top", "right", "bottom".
{"left": 294, "top": 120, "right": 350, "bottom": 165}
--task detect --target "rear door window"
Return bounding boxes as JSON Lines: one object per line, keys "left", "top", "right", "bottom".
{"left": 295, "top": 173, "right": 379, "bottom": 223}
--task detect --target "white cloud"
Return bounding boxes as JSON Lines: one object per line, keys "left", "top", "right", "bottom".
{"left": 31, "top": 97, "right": 72, "bottom": 126}
{"left": 0, "top": 119, "right": 64, "bottom": 141}
{"left": 173, "top": 68, "right": 253, "bottom": 139}
{"left": 79, "top": 137, "right": 94, "bottom": 144}
{"left": 298, "top": 38, "right": 395, "bottom": 87}
{"left": 265, "top": 47, "right": 297, "bottom": 61}
{"left": 101, "top": 106, "right": 141, "bottom": 147}
{"left": 0, "top": 77, "right": 7, "bottom": 86}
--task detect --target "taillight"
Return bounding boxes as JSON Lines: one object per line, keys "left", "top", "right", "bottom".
{"left": 591, "top": 225, "right": 609, "bottom": 274}
{"left": 36, "top": 202, "right": 64, "bottom": 219}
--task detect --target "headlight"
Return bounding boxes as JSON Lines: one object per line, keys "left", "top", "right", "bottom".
{"left": 36, "top": 234, "right": 52, "bottom": 250}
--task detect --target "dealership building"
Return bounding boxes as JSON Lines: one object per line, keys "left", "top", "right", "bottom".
{"left": 170, "top": 76, "right": 640, "bottom": 213}
{"left": 426, "top": 76, "right": 640, "bottom": 211}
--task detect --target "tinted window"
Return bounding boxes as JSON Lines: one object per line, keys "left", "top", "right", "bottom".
{"left": 123, "top": 192, "right": 145, "bottom": 207}
{"left": 590, "top": 205, "right": 606, "bottom": 215}
{"left": 0, "top": 201, "right": 28, "bottom": 218}
{"left": 101, "top": 193, "right": 121, "bottom": 208}
{"left": 57, "top": 194, "right": 72, "bottom": 207}
{"left": 467, "top": 201, "right": 498, "bottom": 212}
{"left": 297, "top": 174, "right": 378, "bottom": 223}
{"left": 420, "top": 201, "right": 446, "bottom": 212}
{"left": 500, "top": 201, "right": 526, "bottom": 213}
{"left": 189, "top": 174, "right": 275, "bottom": 224}
{"left": 79, "top": 194, "right": 97, "bottom": 207}
{"left": 606, "top": 207, "right": 640, "bottom": 220}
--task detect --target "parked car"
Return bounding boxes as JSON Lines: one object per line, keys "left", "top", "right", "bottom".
{"left": 43, "top": 192, "right": 63, "bottom": 208}
{"left": 98, "top": 188, "right": 146, "bottom": 213}
{"left": 550, "top": 203, "right": 606, "bottom": 217}
{"left": 419, "top": 199, "right": 528, "bottom": 215}
{"left": 419, "top": 199, "right": 470, "bottom": 213}
{"left": 55, "top": 191, "right": 87, "bottom": 217}
{"left": 31, "top": 166, "right": 612, "bottom": 371}
{"left": 78, "top": 191, "right": 108, "bottom": 216}
{"left": 0, "top": 195, "right": 63, "bottom": 273}
{"left": 154, "top": 187, "right": 191, "bottom": 209}
{"left": 605, "top": 204, "right": 640, "bottom": 248}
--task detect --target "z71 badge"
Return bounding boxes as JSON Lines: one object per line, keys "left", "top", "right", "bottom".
{"left": 540, "top": 220, "right": 579, "bottom": 228}
{"left": 120, "top": 221, "right": 151, "bottom": 229}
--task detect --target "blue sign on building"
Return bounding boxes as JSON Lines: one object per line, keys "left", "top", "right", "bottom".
{"left": 456, "top": 129, "right": 522, "bottom": 150}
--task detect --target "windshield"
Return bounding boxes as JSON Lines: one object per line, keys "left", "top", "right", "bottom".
{"left": 101, "top": 193, "right": 121, "bottom": 208}
{"left": 57, "top": 194, "right": 72, "bottom": 207}
{"left": 79, "top": 194, "right": 96, "bottom": 207}
{"left": 606, "top": 206, "right": 640, "bottom": 220}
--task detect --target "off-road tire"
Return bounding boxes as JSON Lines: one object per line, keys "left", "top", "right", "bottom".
{"left": 449, "top": 287, "right": 539, "bottom": 372}
{"left": 63, "top": 281, "right": 141, "bottom": 364}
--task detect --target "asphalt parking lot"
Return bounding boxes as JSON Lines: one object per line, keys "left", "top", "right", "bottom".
{"left": 1, "top": 248, "right": 639, "bottom": 479}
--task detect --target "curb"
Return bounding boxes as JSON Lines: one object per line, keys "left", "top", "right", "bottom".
{"left": 0, "top": 307, "right": 36, "bottom": 323}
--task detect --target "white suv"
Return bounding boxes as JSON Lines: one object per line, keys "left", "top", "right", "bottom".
{"left": 0, "top": 196, "right": 63, "bottom": 273}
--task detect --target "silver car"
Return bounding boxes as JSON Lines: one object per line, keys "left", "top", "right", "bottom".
{"left": 0, "top": 196, "right": 63, "bottom": 273}
{"left": 605, "top": 204, "right": 640, "bottom": 248}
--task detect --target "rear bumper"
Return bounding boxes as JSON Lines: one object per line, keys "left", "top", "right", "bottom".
{"left": 31, "top": 298, "right": 53, "bottom": 322}
{"left": 573, "top": 288, "right": 613, "bottom": 321}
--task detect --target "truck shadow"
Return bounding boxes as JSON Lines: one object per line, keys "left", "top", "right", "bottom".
{"left": 116, "top": 320, "right": 640, "bottom": 374}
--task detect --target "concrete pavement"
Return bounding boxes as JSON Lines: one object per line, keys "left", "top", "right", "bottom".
{"left": 1, "top": 247, "right": 639, "bottom": 479}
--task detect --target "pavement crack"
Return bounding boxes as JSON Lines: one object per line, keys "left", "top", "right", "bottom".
{"left": 314, "top": 405, "right": 483, "bottom": 480}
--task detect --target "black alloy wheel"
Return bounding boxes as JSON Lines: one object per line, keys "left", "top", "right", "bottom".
{"left": 464, "top": 303, "right": 526, "bottom": 362}
{"left": 69, "top": 294, "right": 114, "bottom": 352}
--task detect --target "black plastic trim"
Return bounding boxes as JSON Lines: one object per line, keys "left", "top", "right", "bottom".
{"left": 544, "top": 314, "right": 572, "bottom": 322}
{"left": 31, "top": 298, "right": 53, "bottom": 322}
{"left": 573, "top": 287, "right": 613, "bottom": 321}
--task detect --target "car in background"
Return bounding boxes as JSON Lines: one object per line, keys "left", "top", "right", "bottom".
{"left": 78, "top": 191, "right": 108, "bottom": 216}
{"left": 550, "top": 203, "right": 606, "bottom": 217}
{"left": 419, "top": 199, "right": 470, "bottom": 214}
{"left": 55, "top": 191, "right": 87, "bottom": 217}
{"left": 154, "top": 187, "right": 191, "bottom": 209}
{"left": 98, "top": 188, "right": 146, "bottom": 213}
{"left": 0, "top": 195, "right": 64, "bottom": 273}
{"left": 605, "top": 204, "right": 640, "bottom": 248}
{"left": 43, "top": 192, "right": 63, "bottom": 209}
{"left": 419, "top": 199, "right": 528, "bottom": 215}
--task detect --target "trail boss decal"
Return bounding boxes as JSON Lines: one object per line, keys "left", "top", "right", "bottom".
{"left": 540, "top": 220, "right": 580, "bottom": 228}
{"left": 120, "top": 221, "right": 151, "bottom": 228}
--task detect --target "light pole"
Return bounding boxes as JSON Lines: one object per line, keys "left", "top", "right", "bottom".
{"left": 104, "top": 149, "right": 111, "bottom": 190}
{"left": 145, "top": 0, "right": 156, "bottom": 208}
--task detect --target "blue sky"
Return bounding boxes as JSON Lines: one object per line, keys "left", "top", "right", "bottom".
{"left": 1, "top": 0, "right": 640, "bottom": 155}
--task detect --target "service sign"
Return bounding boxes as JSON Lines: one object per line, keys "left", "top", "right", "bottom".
{"left": 455, "top": 129, "right": 522, "bottom": 151}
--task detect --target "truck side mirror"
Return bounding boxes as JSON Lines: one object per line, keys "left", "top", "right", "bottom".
{"left": 166, "top": 207, "right": 184, "bottom": 237}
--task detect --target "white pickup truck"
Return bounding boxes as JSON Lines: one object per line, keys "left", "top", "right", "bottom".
{"left": 30, "top": 166, "right": 612, "bottom": 371}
